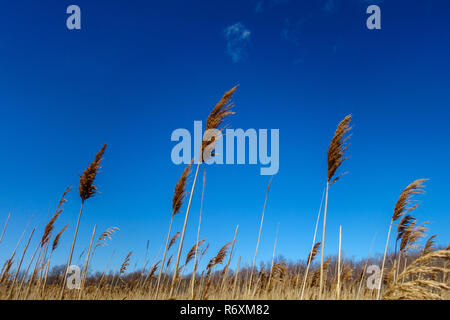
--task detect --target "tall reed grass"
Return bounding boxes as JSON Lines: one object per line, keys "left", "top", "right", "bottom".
{"left": 0, "top": 88, "right": 448, "bottom": 300}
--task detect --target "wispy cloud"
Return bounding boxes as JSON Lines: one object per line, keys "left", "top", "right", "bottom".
{"left": 281, "top": 18, "right": 303, "bottom": 46}
{"left": 223, "top": 22, "right": 251, "bottom": 63}
{"left": 255, "top": 1, "right": 264, "bottom": 13}
{"left": 254, "top": 0, "right": 290, "bottom": 14}
{"left": 322, "top": 0, "right": 336, "bottom": 14}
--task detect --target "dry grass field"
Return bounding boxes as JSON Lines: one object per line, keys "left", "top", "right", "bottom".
{"left": 0, "top": 86, "right": 448, "bottom": 300}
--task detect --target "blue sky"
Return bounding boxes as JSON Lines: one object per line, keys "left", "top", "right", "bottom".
{"left": 0, "top": 0, "right": 449, "bottom": 274}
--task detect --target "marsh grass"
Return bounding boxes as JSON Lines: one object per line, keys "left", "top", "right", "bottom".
{"left": 0, "top": 89, "right": 448, "bottom": 300}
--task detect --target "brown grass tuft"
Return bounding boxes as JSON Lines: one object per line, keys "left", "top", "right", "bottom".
{"left": 172, "top": 161, "right": 193, "bottom": 216}
{"left": 52, "top": 224, "right": 69, "bottom": 252}
{"left": 79, "top": 144, "right": 107, "bottom": 202}
{"left": 120, "top": 252, "right": 132, "bottom": 275}
{"left": 95, "top": 227, "right": 119, "bottom": 250}
{"left": 207, "top": 242, "right": 232, "bottom": 274}
{"left": 168, "top": 232, "right": 180, "bottom": 251}
{"left": 201, "top": 85, "right": 238, "bottom": 161}
{"left": 186, "top": 239, "right": 206, "bottom": 266}
{"left": 392, "top": 179, "right": 428, "bottom": 221}
{"left": 396, "top": 214, "right": 415, "bottom": 242}
{"left": 423, "top": 235, "right": 437, "bottom": 256}
{"left": 383, "top": 248, "right": 450, "bottom": 300}
{"left": 307, "top": 242, "right": 321, "bottom": 265}
{"left": 41, "top": 187, "right": 71, "bottom": 247}
{"left": 400, "top": 220, "right": 428, "bottom": 252}
{"left": 327, "top": 114, "right": 352, "bottom": 185}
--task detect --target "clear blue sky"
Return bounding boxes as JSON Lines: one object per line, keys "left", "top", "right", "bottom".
{"left": 0, "top": 0, "right": 449, "bottom": 274}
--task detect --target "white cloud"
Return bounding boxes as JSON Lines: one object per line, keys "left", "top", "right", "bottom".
{"left": 281, "top": 18, "right": 303, "bottom": 46}
{"left": 254, "top": 0, "right": 289, "bottom": 14}
{"left": 223, "top": 22, "right": 251, "bottom": 63}
{"left": 255, "top": 1, "right": 264, "bottom": 13}
{"left": 322, "top": 0, "right": 336, "bottom": 13}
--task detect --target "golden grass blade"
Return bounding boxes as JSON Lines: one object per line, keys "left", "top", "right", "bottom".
{"left": 170, "top": 86, "right": 238, "bottom": 297}
{"left": 190, "top": 168, "right": 206, "bottom": 299}
{"left": 320, "top": 115, "right": 352, "bottom": 299}
{"left": 378, "top": 179, "right": 428, "bottom": 300}
{"left": 0, "top": 212, "right": 11, "bottom": 246}
{"left": 248, "top": 176, "right": 273, "bottom": 296}
{"left": 78, "top": 224, "right": 97, "bottom": 299}
{"left": 60, "top": 144, "right": 106, "bottom": 300}
{"left": 156, "top": 162, "right": 192, "bottom": 297}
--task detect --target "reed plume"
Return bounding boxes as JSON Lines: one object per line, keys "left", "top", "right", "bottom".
{"left": 396, "top": 215, "right": 415, "bottom": 243}
{"left": 40, "top": 224, "right": 68, "bottom": 294}
{"left": 170, "top": 85, "right": 238, "bottom": 297}
{"left": 165, "top": 255, "right": 173, "bottom": 269}
{"left": 156, "top": 161, "right": 192, "bottom": 296}
{"left": 168, "top": 232, "right": 180, "bottom": 251}
{"left": 94, "top": 227, "right": 119, "bottom": 251}
{"left": 120, "top": 252, "right": 132, "bottom": 275}
{"left": 41, "top": 187, "right": 71, "bottom": 247}
{"left": 60, "top": 144, "right": 106, "bottom": 299}
{"left": 173, "top": 161, "right": 193, "bottom": 214}
{"left": 327, "top": 115, "right": 352, "bottom": 185}
{"left": 400, "top": 220, "right": 428, "bottom": 253}
{"left": 399, "top": 218, "right": 417, "bottom": 252}
{"left": 319, "top": 114, "right": 352, "bottom": 298}
{"left": 423, "top": 235, "right": 437, "bottom": 256}
{"left": 207, "top": 242, "right": 231, "bottom": 272}
{"left": 307, "top": 242, "right": 321, "bottom": 265}
{"left": 52, "top": 224, "right": 68, "bottom": 252}
{"left": 202, "top": 242, "right": 231, "bottom": 299}
{"left": 199, "top": 243, "right": 209, "bottom": 266}
{"left": 186, "top": 239, "right": 205, "bottom": 267}
{"left": 79, "top": 144, "right": 107, "bottom": 202}
{"left": 393, "top": 179, "right": 427, "bottom": 221}
{"left": 149, "top": 261, "right": 160, "bottom": 279}
{"left": 201, "top": 86, "right": 237, "bottom": 160}
{"left": 377, "top": 178, "right": 428, "bottom": 299}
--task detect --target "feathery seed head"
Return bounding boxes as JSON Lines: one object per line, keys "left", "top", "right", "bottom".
{"left": 396, "top": 214, "right": 415, "bottom": 241}
{"left": 423, "top": 235, "right": 437, "bottom": 256}
{"left": 120, "top": 251, "right": 132, "bottom": 275}
{"left": 207, "top": 242, "right": 231, "bottom": 272}
{"left": 95, "top": 226, "right": 119, "bottom": 249}
{"left": 307, "top": 242, "right": 321, "bottom": 265}
{"left": 79, "top": 144, "right": 107, "bottom": 202}
{"left": 172, "top": 161, "right": 193, "bottom": 216}
{"left": 201, "top": 86, "right": 238, "bottom": 162}
{"left": 52, "top": 224, "right": 69, "bottom": 252}
{"left": 41, "top": 186, "right": 71, "bottom": 247}
{"left": 186, "top": 239, "right": 206, "bottom": 266}
{"left": 392, "top": 179, "right": 428, "bottom": 221}
{"left": 168, "top": 232, "right": 180, "bottom": 251}
{"left": 327, "top": 115, "right": 352, "bottom": 185}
